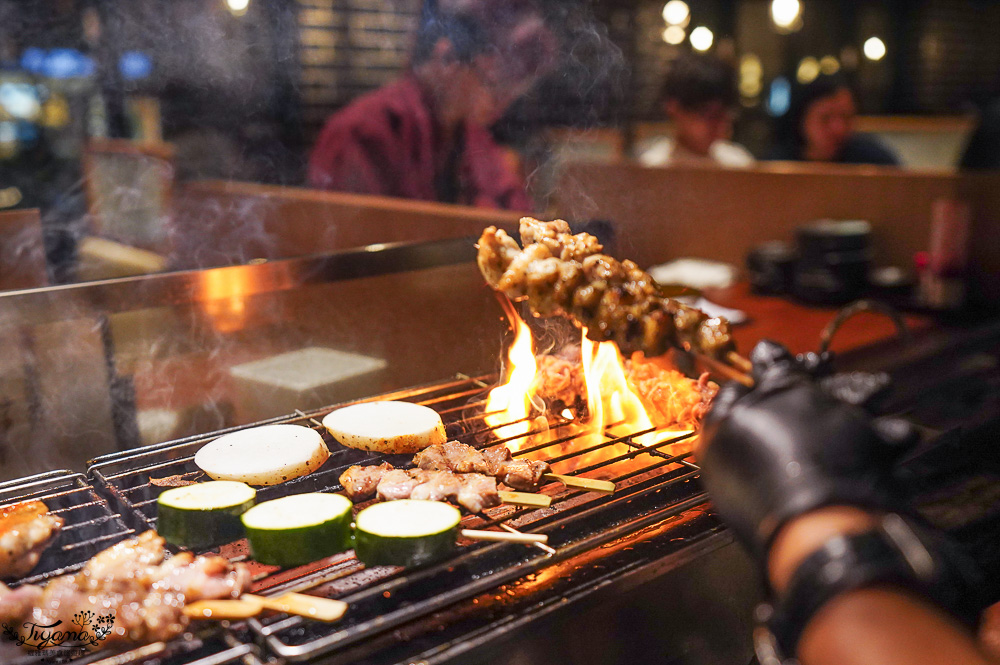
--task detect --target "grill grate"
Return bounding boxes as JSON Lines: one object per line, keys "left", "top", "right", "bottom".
{"left": 0, "top": 473, "right": 269, "bottom": 665}
{"left": 88, "top": 374, "right": 705, "bottom": 662}
{"left": 0, "top": 470, "right": 135, "bottom": 586}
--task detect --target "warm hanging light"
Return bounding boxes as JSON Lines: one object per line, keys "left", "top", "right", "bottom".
{"left": 662, "top": 1, "right": 690, "bottom": 27}
{"left": 864, "top": 37, "right": 886, "bottom": 61}
{"left": 662, "top": 25, "right": 686, "bottom": 45}
{"left": 226, "top": 0, "right": 249, "bottom": 16}
{"left": 771, "top": 0, "right": 802, "bottom": 33}
{"left": 796, "top": 56, "right": 820, "bottom": 84}
{"left": 690, "top": 26, "right": 714, "bottom": 52}
{"left": 739, "top": 54, "right": 763, "bottom": 98}
{"left": 819, "top": 55, "right": 840, "bottom": 75}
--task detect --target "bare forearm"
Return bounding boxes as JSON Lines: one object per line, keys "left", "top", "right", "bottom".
{"left": 800, "top": 588, "right": 993, "bottom": 665}
{"left": 768, "top": 507, "right": 996, "bottom": 665}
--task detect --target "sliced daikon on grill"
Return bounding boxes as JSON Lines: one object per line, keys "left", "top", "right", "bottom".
{"left": 194, "top": 424, "right": 330, "bottom": 486}
{"left": 322, "top": 401, "right": 446, "bottom": 454}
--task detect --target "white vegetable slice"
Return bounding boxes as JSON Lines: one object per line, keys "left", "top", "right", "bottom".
{"left": 322, "top": 401, "right": 446, "bottom": 454}
{"left": 194, "top": 424, "right": 330, "bottom": 486}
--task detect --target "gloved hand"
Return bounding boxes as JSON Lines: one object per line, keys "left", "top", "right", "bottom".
{"left": 699, "top": 339, "right": 917, "bottom": 564}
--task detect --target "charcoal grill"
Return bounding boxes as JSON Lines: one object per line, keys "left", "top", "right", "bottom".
{"left": 0, "top": 472, "right": 269, "bottom": 665}
{"left": 86, "top": 373, "right": 753, "bottom": 664}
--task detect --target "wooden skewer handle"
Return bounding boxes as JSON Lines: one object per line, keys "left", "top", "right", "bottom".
{"left": 183, "top": 598, "right": 264, "bottom": 620}
{"left": 244, "top": 592, "right": 348, "bottom": 622}
{"left": 499, "top": 490, "right": 552, "bottom": 508}
{"left": 727, "top": 351, "right": 753, "bottom": 374}
{"left": 461, "top": 529, "right": 548, "bottom": 544}
{"left": 545, "top": 473, "right": 616, "bottom": 494}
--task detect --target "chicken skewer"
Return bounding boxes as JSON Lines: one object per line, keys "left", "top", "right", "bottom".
{"left": 340, "top": 464, "right": 516, "bottom": 513}
{"left": 477, "top": 218, "right": 752, "bottom": 381}
{"left": 340, "top": 442, "right": 614, "bottom": 508}
{"left": 0, "top": 531, "right": 251, "bottom": 649}
{"left": 0, "top": 500, "right": 63, "bottom": 580}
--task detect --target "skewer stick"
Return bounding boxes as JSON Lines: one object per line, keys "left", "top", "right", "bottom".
{"left": 244, "top": 592, "right": 348, "bottom": 622}
{"left": 461, "top": 529, "right": 548, "bottom": 544}
{"left": 694, "top": 351, "right": 754, "bottom": 388}
{"left": 727, "top": 351, "right": 753, "bottom": 375}
{"left": 184, "top": 594, "right": 349, "bottom": 623}
{"left": 501, "top": 522, "right": 556, "bottom": 554}
{"left": 499, "top": 490, "right": 552, "bottom": 508}
{"left": 545, "top": 473, "right": 616, "bottom": 494}
{"left": 183, "top": 598, "right": 265, "bottom": 620}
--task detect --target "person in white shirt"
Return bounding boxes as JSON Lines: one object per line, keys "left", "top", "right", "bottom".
{"left": 639, "top": 53, "right": 754, "bottom": 168}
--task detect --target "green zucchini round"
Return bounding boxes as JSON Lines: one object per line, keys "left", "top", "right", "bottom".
{"left": 354, "top": 500, "right": 461, "bottom": 567}
{"left": 157, "top": 481, "right": 256, "bottom": 549}
{"left": 242, "top": 493, "right": 353, "bottom": 567}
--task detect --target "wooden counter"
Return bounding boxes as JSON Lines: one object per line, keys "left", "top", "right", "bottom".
{"left": 704, "top": 283, "right": 932, "bottom": 359}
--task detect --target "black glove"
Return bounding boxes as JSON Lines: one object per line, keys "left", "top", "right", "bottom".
{"left": 699, "top": 339, "right": 916, "bottom": 564}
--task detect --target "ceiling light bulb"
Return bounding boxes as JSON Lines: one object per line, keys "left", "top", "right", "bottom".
{"left": 662, "top": 1, "right": 690, "bottom": 26}
{"left": 662, "top": 25, "right": 686, "bottom": 45}
{"left": 819, "top": 55, "right": 840, "bottom": 75}
{"left": 690, "top": 26, "right": 714, "bottom": 52}
{"left": 226, "top": 0, "right": 249, "bottom": 14}
{"left": 864, "top": 37, "right": 886, "bottom": 61}
{"left": 796, "top": 57, "right": 820, "bottom": 84}
{"left": 771, "top": 0, "right": 802, "bottom": 31}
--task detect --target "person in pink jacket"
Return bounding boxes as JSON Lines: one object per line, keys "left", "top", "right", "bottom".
{"left": 308, "top": 1, "right": 555, "bottom": 211}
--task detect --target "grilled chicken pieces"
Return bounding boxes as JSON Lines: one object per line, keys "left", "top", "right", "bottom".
{"left": 477, "top": 218, "right": 735, "bottom": 359}
{"left": 340, "top": 465, "right": 501, "bottom": 514}
{"left": 413, "top": 441, "right": 550, "bottom": 491}
{"left": 0, "top": 531, "right": 250, "bottom": 649}
{"left": 0, "top": 501, "right": 63, "bottom": 580}
{"left": 339, "top": 442, "right": 551, "bottom": 513}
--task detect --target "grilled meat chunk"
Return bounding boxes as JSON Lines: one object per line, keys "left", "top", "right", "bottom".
{"left": 413, "top": 442, "right": 550, "bottom": 491}
{"left": 498, "top": 459, "right": 549, "bottom": 491}
{"left": 0, "top": 530, "right": 249, "bottom": 649}
{"left": 376, "top": 469, "right": 430, "bottom": 502}
{"left": 339, "top": 462, "right": 503, "bottom": 513}
{"left": 477, "top": 218, "right": 735, "bottom": 359}
{"left": 0, "top": 500, "right": 63, "bottom": 580}
{"left": 455, "top": 474, "right": 501, "bottom": 513}
{"left": 340, "top": 462, "right": 394, "bottom": 500}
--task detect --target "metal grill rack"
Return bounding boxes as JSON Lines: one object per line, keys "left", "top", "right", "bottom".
{"left": 0, "top": 472, "right": 269, "bottom": 665}
{"left": 0, "top": 470, "right": 135, "bottom": 586}
{"left": 88, "top": 374, "right": 707, "bottom": 662}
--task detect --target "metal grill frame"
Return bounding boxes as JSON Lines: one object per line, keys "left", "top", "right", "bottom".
{"left": 0, "top": 472, "right": 269, "bottom": 665}
{"left": 88, "top": 373, "right": 708, "bottom": 663}
{"left": 0, "top": 470, "right": 136, "bottom": 586}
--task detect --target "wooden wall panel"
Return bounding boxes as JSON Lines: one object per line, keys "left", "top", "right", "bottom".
{"left": 171, "top": 180, "right": 521, "bottom": 269}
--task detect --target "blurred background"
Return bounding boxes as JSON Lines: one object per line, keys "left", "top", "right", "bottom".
{"left": 1, "top": 0, "right": 998, "bottom": 284}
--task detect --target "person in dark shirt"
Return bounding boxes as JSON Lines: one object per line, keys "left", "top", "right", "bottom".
{"left": 766, "top": 74, "right": 899, "bottom": 165}
{"left": 307, "top": 1, "right": 555, "bottom": 211}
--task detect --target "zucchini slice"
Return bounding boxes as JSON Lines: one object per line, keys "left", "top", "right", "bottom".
{"left": 354, "top": 500, "right": 461, "bottom": 567}
{"left": 157, "top": 481, "right": 256, "bottom": 549}
{"left": 242, "top": 493, "right": 353, "bottom": 568}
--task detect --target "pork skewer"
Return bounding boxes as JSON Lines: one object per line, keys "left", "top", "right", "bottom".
{"left": 476, "top": 218, "right": 752, "bottom": 380}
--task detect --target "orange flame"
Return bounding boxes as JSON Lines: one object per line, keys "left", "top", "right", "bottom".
{"left": 486, "top": 299, "right": 686, "bottom": 461}
{"left": 484, "top": 299, "right": 540, "bottom": 443}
